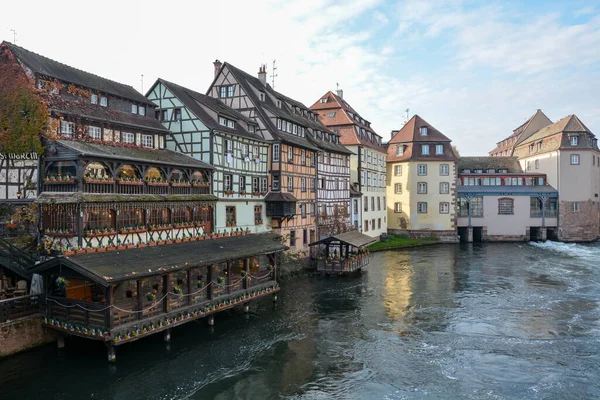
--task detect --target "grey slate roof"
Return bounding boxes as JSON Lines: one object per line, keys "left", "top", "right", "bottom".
{"left": 33, "top": 232, "right": 288, "bottom": 285}
{"left": 310, "top": 230, "right": 377, "bottom": 248}
{"left": 54, "top": 140, "right": 213, "bottom": 169}
{"left": 3, "top": 41, "right": 154, "bottom": 106}
{"left": 458, "top": 185, "right": 558, "bottom": 196}
{"left": 458, "top": 157, "right": 523, "bottom": 173}
{"left": 155, "top": 79, "right": 266, "bottom": 142}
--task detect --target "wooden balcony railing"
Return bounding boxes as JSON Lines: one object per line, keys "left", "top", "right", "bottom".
{"left": 315, "top": 255, "right": 371, "bottom": 273}
{"left": 0, "top": 294, "right": 41, "bottom": 323}
{"left": 45, "top": 181, "right": 211, "bottom": 196}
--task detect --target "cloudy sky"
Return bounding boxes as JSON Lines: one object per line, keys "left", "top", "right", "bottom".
{"left": 2, "top": 0, "right": 599, "bottom": 155}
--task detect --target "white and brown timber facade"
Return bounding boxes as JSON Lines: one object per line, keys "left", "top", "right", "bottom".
{"left": 146, "top": 79, "right": 270, "bottom": 234}
{"left": 310, "top": 90, "right": 387, "bottom": 238}
{"left": 207, "top": 61, "right": 350, "bottom": 254}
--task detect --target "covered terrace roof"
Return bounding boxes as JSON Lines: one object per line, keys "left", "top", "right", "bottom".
{"left": 310, "top": 231, "right": 377, "bottom": 248}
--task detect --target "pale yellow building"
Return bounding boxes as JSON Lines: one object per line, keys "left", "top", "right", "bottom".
{"left": 386, "top": 115, "right": 458, "bottom": 242}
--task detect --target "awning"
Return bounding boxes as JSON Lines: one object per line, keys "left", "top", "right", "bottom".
{"left": 31, "top": 232, "right": 288, "bottom": 286}
{"left": 309, "top": 231, "right": 377, "bottom": 248}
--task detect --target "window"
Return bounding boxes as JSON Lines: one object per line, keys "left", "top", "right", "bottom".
{"left": 224, "top": 174, "right": 233, "bottom": 191}
{"left": 261, "top": 177, "right": 268, "bottom": 193}
{"left": 138, "top": 106, "right": 145, "bottom": 116}
{"left": 417, "top": 202, "right": 427, "bottom": 213}
{"left": 364, "top": 220, "right": 369, "bottom": 232}
{"left": 571, "top": 154, "right": 580, "bottom": 165}
{"left": 537, "top": 142, "right": 542, "bottom": 151}
{"left": 439, "top": 202, "right": 449, "bottom": 214}
{"left": 310, "top": 152, "right": 316, "bottom": 166}
{"left": 378, "top": 218, "right": 381, "bottom": 229}
{"left": 498, "top": 198, "right": 514, "bottom": 215}
{"left": 131, "top": 104, "right": 138, "bottom": 114}
{"left": 527, "top": 161, "right": 531, "bottom": 171}
{"left": 239, "top": 176, "right": 247, "bottom": 192}
{"left": 60, "top": 121, "right": 74, "bottom": 137}
{"left": 122, "top": 132, "right": 135, "bottom": 144}
{"left": 224, "top": 139, "right": 233, "bottom": 154}
{"left": 421, "top": 144, "right": 430, "bottom": 155}
{"left": 572, "top": 202, "right": 580, "bottom": 212}
{"left": 435, "top": 144, "right": 443, "bottom": 155}
{"left": 394, "top": 202, "right": 402, "bottom": 213}
{"left": 301, "top": 150, "right": 306, "bottom": 165}
{"left": 394, "top": 165, "right": 402, "bottom": 176}
{"left": 394, "top": 183, "right": 402, "bottom": 194}
{"left": 396, "top": 146, "right": 404, "bottom": 156}
{"left": 287, "top": 176, "right": 293, "bottom": 191}
{"left": 418, "top": 164, "right": 427, "bottom": 176}
{"left": 482, "top": 177, "right": 501, "bottom": 186}
{"left": 417, "top": 182, "right": 427, "bottom": 194}
{"left": 259, "top": 92, "right": 265, "bottom": 102}
{"left": 570, "top": 136, "right": 578, "bottom": 146}
{"left": 300, "top": 203, "right": 306, "bottom": 218}
{"left": 273, "top": 144, "right": 280, "bottom": 161}
{"left": 320, "top": 98, "right": 328, "bottom": 103}
{"left": 288, "top": 147, "right": 293, "bottom": 162}
{"left": 226, "top": 206, "right": 236, "bottom": 226}
{"left": 254, "top": 206, "right": 262, "bottom": 224}
{"left": 310, "top": 178, "right": 315, "bottom": 192}
{"left": 88, "top": 126, "right": 101, "bottom": 140}
{"left": 289, "top": 230, "right": 296, "bottom": 248}
{"left": 91, "top": 94, "right": 98, "bottom": 104}
{"left": 161, "top": 110, "right": 168, "bottom": 121}
{"left": 219, "top": 85, "right": 234, "bottom": 98}
{"left": 371, "top": 197, "right": 375, "bottom": 211}
{"left": 439, "top": 182, "right": 449, "bottom": 194}
{"left": 142, "top": 135, "right": 153, "bottom": 148}
{"left": 353, "top": 199, "right": 358, "bottom": 214}
{"left": 535, "top": 159, "right": 539, "bottom": 169}
{"left": 420, "top": 126, "right": 428, "bottom": 136}
{"left": 301, "top": 177, "right": 306, "bottom": 192}
{"left": 529, "top": 144, "right": 534, "bottom": 153}
{"left": 377, "top": 197, "right": 381, "bottom": 211}
{"left": 440, "top": 164, "right": 449, "bottom": 176}
{"left": 272, "top": 175, "right": 280, "bottom": 191}
{"left": 364, "top": 196, "right": 368, "bottom": 212}
{"left": 173, "top": 108, "right": 181, "bottom": 121}
{"left": 100, "top": 97, "right": 107, "bottom": 107}
{"left": 328, "top": 112, "right": 335, "bottom": 118}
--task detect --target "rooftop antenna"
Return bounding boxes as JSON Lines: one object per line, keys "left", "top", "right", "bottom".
{"left": 141, "top": 74, "right": 144, "bottom": 93}
{"left": 404, "top": 108, "right": 410, "bottom": 123}
{"left": 10, "top": 29, "right": 17, "bottom": 44}
{"left": 270, "top": 59, "right": 278, "bottom": 88}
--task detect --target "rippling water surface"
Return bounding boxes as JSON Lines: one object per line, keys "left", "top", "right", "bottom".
{"left": 1, "top": 242, "right": 599, "bottom": 399}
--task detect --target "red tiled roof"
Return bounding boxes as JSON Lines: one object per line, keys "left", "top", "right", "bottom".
{"left": 389, "top": 114, "right": 452, "bottom": 144}
{"left": 387, "top": 115, "right": 455, "bottom": 162}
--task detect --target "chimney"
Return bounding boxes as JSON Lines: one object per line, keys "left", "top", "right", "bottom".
{"left": 391, "top": 130, "right": 399, "bottom": 140}
{"left": 258, "top": 64, "right": 267, "bottom": 86}
{"left": 336, "top": 88, "right": 343, "bottom": 99}
{"left": 213, "top": 59, "right": 222, "bottom": 78}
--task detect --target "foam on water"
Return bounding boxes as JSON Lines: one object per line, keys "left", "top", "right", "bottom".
{"left": 529, "top": 240, "right": 600, "bottom": 259}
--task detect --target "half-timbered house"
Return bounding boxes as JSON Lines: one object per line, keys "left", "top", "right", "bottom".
{"left": 310, "top": 90, "right": 387, "bottom": 238}
{"left": 207, "top": 62, "right": 322, "bottom": 255}
{"left": 146, "top": 79, "right": 269, "bottom": 234}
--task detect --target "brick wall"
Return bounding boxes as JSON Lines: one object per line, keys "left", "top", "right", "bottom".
{"left": 558, "top": 200, "right": 600, "bottom": 242}
{"left": 0, "top": 315, "right": 57, "bottom": 357}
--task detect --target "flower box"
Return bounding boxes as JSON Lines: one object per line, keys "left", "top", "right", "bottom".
{"left": 125, "top": 244, "right": 136, "bottom": 249}
{"left": 86, "top": 248, "right": 97, "bottom": 254}
{"left": 5, "top": 223, "right": 17, "bottom": 229}
{"left": 85, "top": 230, "right": 117, "bottom": 238}
{"left": 226, "top": 223, "right": 236, "bottom": 227}
{"left": 147, "top": 181, "right": 169, "bottom": 187}
{"left": 240, "top": 191, "right": 247, "bottom": 196}
{"left": 117, "top": 179, "right": 144, "bottom": 186}
{"left": 166, "top": 240, "right": 173, "bottom": 244}
{"left": 192, "top": 182, "right": 210, "bottom": 187}
{"left": 182, "top": 238, "right": 190, "bottom": 242}
{"left": 148, "top": 242, "right": 157, "bottom": 247}
{"left": 119, "top": 227, "right": 147, "bottom": 234}
{"left": 96, "top": 247, "right": 106, "bottom": 253}
{"left": 117, "top": 245, "right": 127, "bottom": 251}
{"left": 63, "top": 250, "right": 75, "bottom": 256}
{"left": 174, "top": 223, "right": 195, "bottom": 229}
{"left": 174, "top": 239, "right": 182, "bottom": 243}
{"left": 252, "top": 192, "right": 260, "bottom": 196}
{"left": 74, "top": 249, "right": 86, "bottom": 254}
{"left": 44, "top": 178, "right": 76, "bottom": 184}
{"left": 84, "top": 178, "right": 115, "bottom": 184}
{"left": 137, "top": 243, "right": 147, "bottom": 248}
{"left": 149, "top": 225, "right": 172, "bottom": 232}
{"left": 171, "top": 182, "right": 191, "bottom": 187}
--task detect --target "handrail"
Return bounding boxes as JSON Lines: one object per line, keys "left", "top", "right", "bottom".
{"left": 0, "top": 237, "right": 37, "bottom": 278}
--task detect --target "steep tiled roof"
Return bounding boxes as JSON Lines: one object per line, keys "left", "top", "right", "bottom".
{"left": 309, "top": 91, "right": 385, "bottom": 151}
{"left": 3, "top": 41, "right": 154, "bottom": 106}
{"left": 519, "top": 114, "right": 593, "bottom": 145}
{"left": 154, "top": 79, "right": 265, "bottom": 142}
{"left": 389, "top": 115, "right": 452, "bottom": 144}
{"left": 387, "top": 115, "right": 456, "bottom": 162}
{"left": 488, "top": 109, "right": 553, "bottom": 156}
{"left": 457, "top": 157, "right": 523, "bottom": 173}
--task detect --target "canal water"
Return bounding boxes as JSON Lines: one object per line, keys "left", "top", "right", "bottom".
{"left": 1, "top": 242, "right": 599, "bottom": 399}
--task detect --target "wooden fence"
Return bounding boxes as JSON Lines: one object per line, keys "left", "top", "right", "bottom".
{"left": 0, "top": 294, "right": 40, "bottom": 323}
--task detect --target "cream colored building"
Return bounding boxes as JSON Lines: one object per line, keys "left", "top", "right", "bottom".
{"left": 386, "top": 115, "right": 457, "bottom": 241}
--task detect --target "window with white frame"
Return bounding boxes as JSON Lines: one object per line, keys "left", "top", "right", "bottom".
{"left": 529, "top": 144, "right": 534, "bottom": 153}
{"left": 527, "top": 161, "right": 531, "bottom": 170}
{"left": 241, "top": 143, "right": 249, "bottom": 157}
{"left": 420, "top": 126, "right": 428, "bottom": 136}
{"left": 301, "top": 177, "right": 306, "bottom": 192}
{"left": 422, "top": 144, "right": 430, "bottom": 155}
{"left": 571, "top": 154, "right": 580, "bottom": 165}
{"left": 498, "top": 198, "right": 514, "bottom": 215}
{"left": 537, "top": 141, "right": 542, "bottom": 151}
{"left": 252, "top": 177, "right": 259, "bottom": 193}
{"left": 394, "top": 202, "right": 402, "bottom": 213}
{"left": 417, "top": 202, "right": 427, "bottom": 213}
{"left": 417, "top": 182, "right": 427, "bottom": 194}
{"left": 439, "top": 202, "right": 449, "bottom": 214}
{"left": 440, "top": 164, "right": 449, "bottom": 176}
{"left": 224, "top": 139, "right": 233, "bottom": 154}
{"left": 88, "top": 126, "right": 101, "bottom": 140}
{"left": 570, "top": 136, "right": 578, "bottom": 146}
{"left": 91, "top": 94, "right": 98, "bottom": 104}
{"left": 435, "top": 144, "right": 443, "bottom": 155}
{"left": 260, "top": 177, "right": 268, "bottom": 193}
{"left": 273, "top": 144, "right": 280, "bottom": 161}
{"left": 131, "top": 104, "right": 138, "bottom": 114}
{"left": 394, "top": 183, "right": 402, "bottom": 194}
{"left": 572, "top": 202, "right": 580, "bottom": 212}
{"left": 535, "top": 159, "right": 539, "bottom": 169}
{"left": 287, "top": 147, "right": 293, "bottom": 162}
{"left": 122, "top": 132, "right": 135, "bottom": 144}
{"left": 394, "top": 165, "right": 402, "bottom": 176}
{"left": 301, "top": 150, "right": 306, "bottom": 165}
{"left": 239, "top": 176, "right": 247, "bottom": 191}
{"left": 139, "top": 106, "right": 145, "bottom": 116}
{"left": 418, "top": 164, "right": 427, "bottom": 176}
{"left": 440, "top": 182, "right": 449, "bottom": 194}
{"left": 287, "top": 176, "right": 293, "bottom": 191}
{"left": 141, "top": 134, "right": 153, "bottom": 148}
{"left": 224, "top": 174, "right": 233, "bottom": 190}
{"left": 60, "top": 121, "right": 74, "bottom": 137}
{"left": 100, "top": 97, "right": 107, "bottom": 107}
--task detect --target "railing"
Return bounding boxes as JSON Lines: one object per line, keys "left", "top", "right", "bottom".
{"left": 315, "top": 255, "right": 371, "bottom": 273}
{"left": 530, "top": 210, "right": 558, "bottom": 218}
{"left": 46, "top": 296, "right": 109, "bottom": 329}
{"left": 44, "top": 182, "right": 211, "bottom": 196}
{"left": 0, "top": 294, "right": 40, "bottom": 322}
{"left": 0, "top": 237, "right": 37, "bottom": 277}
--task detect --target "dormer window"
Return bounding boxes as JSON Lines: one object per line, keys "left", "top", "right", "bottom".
{"left": 218, "top": 116, "right": 235, "bottom": 128}
{"left": 131, "top": 104, "right": 138, "bottom": 114}
{"left": 499, "top": 169, "right": 507, "bottom": 173}
{"left": 139, "top": 106, "right": 146, "bottom": 116}
{"left": 435, "top": 144, "right": 443, "bottom": 155}
{"left": 422, "top": 144, "right": 430, "bottom": 155}
{"left": 529, "top": 144, "right": 534, "bottom": 153}
{"left": 570, "top": 136, "right": 578, "bottom": 146}
{"left": 328, "top": 112, "right": 336, "bottom": 118}
{"left": 536, "top": 141, "right": 542, "bottom": 151}
{"left": 487, "top": 169, "right": 495, "bottom": 173}
{"left": 142, "top": 134, "right": 153, "bottom": 148}
{"left": 396, "top": 145, "right": 404, "bottom": 156}
{"left": 420, "top": 126, "right": 428, "bottom": 136}
{"left": 320, "top": 98, "right": 328, "bottom": 103}
{"left": 259, "top": 92, "right": 265, "bottom": 101}
{"left": 100, "top": 97, "right": 107, "bottom": 107}
{"left": 91, "top": 94, "right": 98, "bottom": 105}
{"left": 463, "top": 169, "right": 471, "bottom": 173}
{"left": 122, "top": 132, "right": 135, "bottom": 144}
{"left": 276, "top": 100, "right": 281, "bottom": 108}
{"left": 249, "top": 125, "right": 256, "bottom": 133}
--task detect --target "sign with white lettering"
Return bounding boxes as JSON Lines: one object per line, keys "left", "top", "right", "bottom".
{"left": 0, "top": 153, "right": 38, "bottom": 160}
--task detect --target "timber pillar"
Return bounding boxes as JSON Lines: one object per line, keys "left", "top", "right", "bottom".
{"left": 107, "top": 345, "right": 116, "bottom": 363}
{"left": 164, "top": 329, "right": 171, "bottom": 343}
{"left": 540, "top": 227, "right": 547, "bottom": 241}
{"left": 467, "top": 227, "right": 473, "bottom": 243}
{"left": 208, "top": 315, "right": 215, "bottom": 326}
{"left": 57, "top": 335, "right": 65, "bottom": 349}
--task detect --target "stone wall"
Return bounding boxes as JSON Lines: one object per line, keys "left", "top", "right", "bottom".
{"left": 558, "top": 200, "right": 600, "bottom": 242}
{"left": 388, "top": 229, "right": 459, "bottom": 243}
{"left": 0, "top": 315, "right": 57, "bottom": 357}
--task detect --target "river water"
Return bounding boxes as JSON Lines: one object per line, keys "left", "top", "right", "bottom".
{"left": 1, "top": 242, "right": 599, "bottom": 399}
